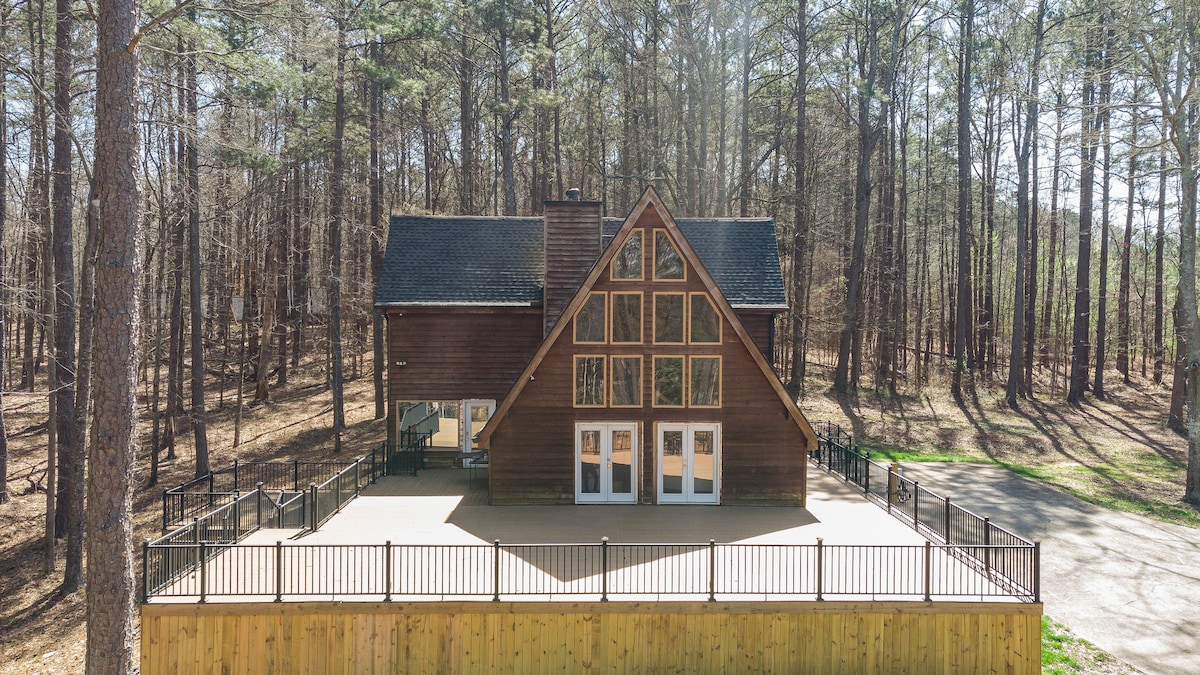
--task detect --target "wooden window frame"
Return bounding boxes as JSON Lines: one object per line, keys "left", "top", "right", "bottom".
{"left": 688, "top": 356, "right": 722, "bottom": 408}
{"left": 609, "top": 291, "right": 644, "bottom": 345}
{"left": 574, "top": 291, "right": 608, "bottom": 345}
{"left": 610, "top": 229, "right": 645, "bottom": 281}
{"left": 688, "top": 292, "right": 722, "bottom": 344}
{"left": 652, "top": 228, "right": 687, "bottom": 282}
{"left": 652, "top": 355, "right": 686, "bottom": 409}
{"left": 609, "top": 356, "right": 643, "bottom": 408}
{"left": 652, "top": 292, "right": 687, "bottom": 345}
{"left": 573, "top": 355, "right": 607, "bottom": 408}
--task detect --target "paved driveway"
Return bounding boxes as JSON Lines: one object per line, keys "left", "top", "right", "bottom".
{"left": 900, "top": 463, "right": 1200, "bottom": 675}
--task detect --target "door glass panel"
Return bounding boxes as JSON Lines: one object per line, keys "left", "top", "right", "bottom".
{"left": 662, "top": 430, "right": 684, "bottom": 494}
{"left": 610, "top": 430, "right": 633, "bottom": 495}
{"left": 692, "top": 430, "right": 715, "bottom": 495}
{"left": 580, "top": 430, "right": 601, "bottom": 494}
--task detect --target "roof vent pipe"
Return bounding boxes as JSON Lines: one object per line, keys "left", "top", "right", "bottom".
{"left": 565, "top": 187, "right": 581, "bottom": 201}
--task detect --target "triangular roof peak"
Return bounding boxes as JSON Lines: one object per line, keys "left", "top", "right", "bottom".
{"left": 478, "top": 186, "right": 816, "bottom": 449}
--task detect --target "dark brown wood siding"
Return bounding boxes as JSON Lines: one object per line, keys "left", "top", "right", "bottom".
{"left": 386, "top": 307, "right": 542, "bottom": 402}
{"left": 735, "top": 310, "right": 774, "bottom": 358}
{"left": 543, "top": 201, "right": 602, "bottom": 336}
{"left": 488, "top": 224, "right": 807, "bottom": 506}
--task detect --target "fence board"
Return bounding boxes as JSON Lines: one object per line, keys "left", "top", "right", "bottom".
{"left": 142, "top": 601, "right": 1041, "bottom": 674}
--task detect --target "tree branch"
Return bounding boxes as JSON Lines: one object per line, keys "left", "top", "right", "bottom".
{"left": 126, "top": 0, "right": 196, "bottom": 53}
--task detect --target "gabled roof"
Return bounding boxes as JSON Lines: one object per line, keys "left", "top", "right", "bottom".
{"left": 477, "top": 187, "right": 817, "bottom": 450}
{"left": 376, "top": 214, "right": 787, "bottom": 310}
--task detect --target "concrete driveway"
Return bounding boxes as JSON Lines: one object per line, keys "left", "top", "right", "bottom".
{"left": 899, "top": 463, "right": 1200, "bottom": 675}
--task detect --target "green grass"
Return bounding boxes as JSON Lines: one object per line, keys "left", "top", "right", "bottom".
{"left": 856, "top": 443, "right": 979, "bottom": 464}
{"left": 1042, "top": 616, "right": 1133, "bottom": 674}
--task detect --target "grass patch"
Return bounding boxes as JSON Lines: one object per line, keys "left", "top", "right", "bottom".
{"left": 1042, "top": 616, "right": 1136, "bottom": 674}
{"left": 857, "top": 444, "right": 979, "bottom": 464}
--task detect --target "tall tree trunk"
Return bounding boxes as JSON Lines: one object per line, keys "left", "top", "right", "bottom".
{"left": 738, "top": 0, "right": 753, "bottom": 217}
{"left": 1040, "top": 94, "right": 1064, "bottom": 367}
{"left": 1008, "top": 0, "right": 1045, "bottom": 406}
{"left": 458, "top": 0, "right": 475, "bottom": 214}
{"left": 1155, "top": 138, "right": 1166, "bottom": 384}
{"left": 1093, "top": 30, "right": 1113, "bottom": 398}
{"left": 184, "top": 32, "right": 209, "bottom": 476}
{"left": 788, "top": 0, "right": 809, "bottom": 390}
{"left": 498, "top": 1, "right": 517, "bottom": 216}
{"left": 1068, "top": 26, "right": 1098, "bottom": 405}
{"left": 89, "top": 0, "right": 142, "bottom": 666}
{"left": 953, "top": 0, "right": 974, "bottom": 398}
{"left": 0, "top": 0, "right": 8, "bottom": 505}
{"left": 1117, "top": 100, "right": 1139, "bottom": 383}
{"left": 329, "top": 13, "right": 347, "bottom": 452}
{"left": 370, "top": 38, "right": 385, "bottom": 420}
{"left": 66, "top": 190, "right": 97, "bottom": 587}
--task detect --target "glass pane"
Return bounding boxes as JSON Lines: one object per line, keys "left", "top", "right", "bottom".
{"left": 662, "top": 430, "right": 683, "bottom": 494}
{"left": 654, "top": 231, "right": 684, "bottom": 280}
{"left": 654, "top": 294, "right": 685, "bottom": 343}
{"left": 693, "top": 430, "right": 714, "bottom": 495}
{"left": 689, "top": 357, "right": 720, "bottom": 407}
{"left": 580, "top": 430, "right": 601, "bottom": 494}
{"left": 612, "top": 230, "right": 643, "bottom": 279}
{"left": 575, "top": 293, "right": 606, "bottom": 343}
{"left": 611, "top": 429, "right": 633, "bottom": 495}
{"left": 611, "top": 357, "right": 642, "bottom": 407}
{"left": 575, "top": 357, "right": 605, "bottom": 406}
{"left": 690, "top": 294, "right": 720, "bottom": 343}
{"left": 611, "top": 293, "right": 642, "bottom": 343}
{"left": 654, "top": 357, "right": 683, "bottom": 406}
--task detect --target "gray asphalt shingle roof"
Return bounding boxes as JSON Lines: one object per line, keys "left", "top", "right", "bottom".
{"left": 376, "top": 215, "right": 787, "bottom": 310}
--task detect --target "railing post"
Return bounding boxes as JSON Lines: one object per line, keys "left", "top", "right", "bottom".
{"left": 192, "top": 516, "right": 201, "bottom": 574}
{"left": 708, "top": 539, "right": 716, "bottom": 602}
{"left": 141, "top": 538, "right": 151, "bottom": 603}
{"left": 815, "top": 538, "right": 824, "bottom": 601}
{"left": 983, "top": 517, "right": 992, "bottom": 574}
{"left": 309, "top": 483, "right": 318, "bottom": 531}
{"left": 385, "top": 541, "right": 393, "bottom": 602}
{"left": 1033, "top": 541, "right": 1041, "bottom": 603}
{"left": 493, "top": 540, "right": 501, "bottom": 602}
{"left": 923, "top": 541, "right": 931, "bottom": 602}
{"left": 274, "top": 541, "right": 283, "bottom": 602}
{"left": 256, "top": 482, "right": 265, "bottom": 530}
{"left": 601, "top": 537, "right": 610, "bottom": 602}
{"left": 335, "top": 474, "right": 342, "bottom": 513}
{"left": 912, "top": 482, "right": 920, "bottom": 531}
{"left": 355, "top": 458, "right": 362, "bottom": 492}
{"left": 863, "top": 455, "right": 870, "bottom": 494}
{"left": 162, "top": 489, "right": 168, "bottom": 531}
{"left": 944, "top": 497, "right": 952, "bottom": 544}
{"left": 233, "top": 459, "right": 240, "bottom": 491}
{"left": 199, "top": 541, "right": 208, "bottom": 604}
{"left": 293, "top": 460, "right": 300, "bottom": 492}
{"left": 888, "top": 463, "right": 899, "bottom": 514}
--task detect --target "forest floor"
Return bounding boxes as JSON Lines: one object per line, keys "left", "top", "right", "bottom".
{"left": 799, "top": 367, "right": 1197, "bottom": 529}
{"left": 1, "top": 356, "right": 1182, "bottom": 673}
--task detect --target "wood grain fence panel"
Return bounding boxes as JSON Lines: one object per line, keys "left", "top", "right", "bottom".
{"left": 142, "top": 601, "right": 1042, "bottom": 674}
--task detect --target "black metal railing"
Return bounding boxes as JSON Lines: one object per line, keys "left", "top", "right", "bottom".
{"left": 812, "top": 421, "right": 1038, "bottom": 599}
{"left": 383, "top": 427, "right": 433, "bottom": 477}
{"left": 142, "top": 538, "right": 1038, "bottom": 603}
{"left": 162, "top": 458, "right": 366, "bottom": 530}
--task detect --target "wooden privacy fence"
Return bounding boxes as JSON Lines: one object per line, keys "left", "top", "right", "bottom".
{"left": 812, "top": 421, "right": 1039, "bottom": 598}
{"left": 142, "top": 600, "right": 1043, "bottom": 674}
{"left": 143, "top": 538, "right": 1038, "bottom": 603}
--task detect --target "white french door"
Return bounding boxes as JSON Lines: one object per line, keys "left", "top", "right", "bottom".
{"left": 576, "top": 423, "right": 638, "bottom": 504}
{"left": 657, "top": 423, "right": 720, "bottom": 504}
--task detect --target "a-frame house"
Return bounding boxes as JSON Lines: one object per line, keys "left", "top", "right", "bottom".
{"left": 378, "top": 187, "right": 817, "bottom": 505}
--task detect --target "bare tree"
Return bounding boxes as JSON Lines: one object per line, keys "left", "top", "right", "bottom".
{"left": 88, "top": 0, "right": 143, "bottom": 667}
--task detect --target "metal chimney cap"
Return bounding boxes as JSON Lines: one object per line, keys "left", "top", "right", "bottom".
{"left": 565, "top": 188, "right": 581, "bottom": 201}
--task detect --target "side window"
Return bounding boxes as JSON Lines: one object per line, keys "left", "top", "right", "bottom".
{"left": 689, "top": 293, "right": 721, "bottom": 344}
{"left": 611, "top": 292, "right": 643, "bottom": 344}
{"left": 654, "top": 293, "right": 685, "bottom": 344}
{"left": 653, "top": 357, "right": 684, "bottom": 407}
{"left": 574, "top": 356, "right": 605, "bottom": 407}
{"left": 611, "top": 230, "right": 644, "bottom": 280}
{"left": 653, "top": 230, "right": 685, "bottom": 280}
{"left": 574, "top": 292, "right": 606, "bottom": 344}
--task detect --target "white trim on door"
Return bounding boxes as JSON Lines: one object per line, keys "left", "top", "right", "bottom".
{"left": 657, "top": 422, "right": 720, "bottom": 504}
{"left": 575, "top": 423, "right": 639, "bottom": 504}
